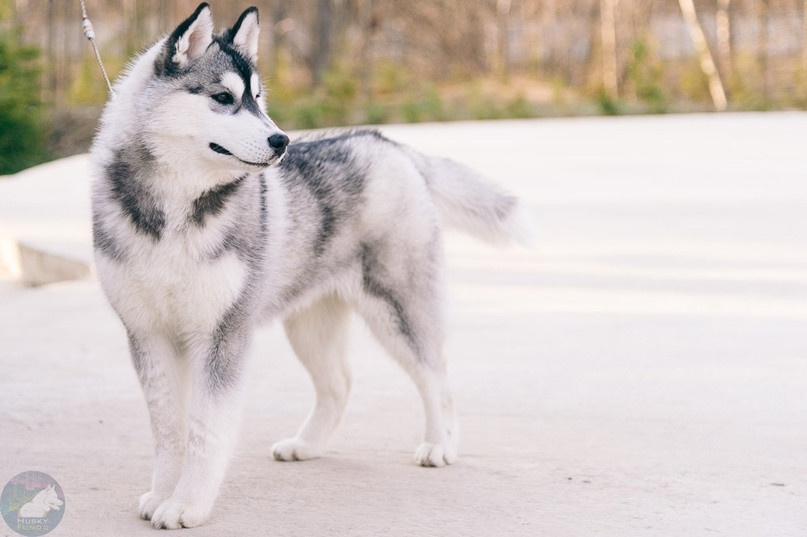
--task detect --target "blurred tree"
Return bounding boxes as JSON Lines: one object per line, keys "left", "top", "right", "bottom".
{"left": 310, "top": 0, "right": 334, "bottom": 87}
{"left": 600, "top": 0, "right": 619, "bottom": 97}
{"left": 496, "top": 0, "right": 512, "bottom": 80}
{"left": 679, "top": 0, "right": 727, "bottom": 110}
{"left": 758, "top": 0, "right": 770, "bottom": 101}
{"left": 716, "top": 0, "right": 733, "bottom": 84}
{"left": 0, "top": 26, "right": 48, "bottom": 174}
{"left": 803, "top": 0, "right": 807, "bottom": 72}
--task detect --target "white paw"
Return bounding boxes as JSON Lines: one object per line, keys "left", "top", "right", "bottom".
{"left": 138, "top": 490, "right": 167, "bottom": 521}
{"left": 271, "top": 437, "right": 324, "bottom": 462}
{"left": 150, "top": 497, "right": 212, "bottom": 529}
{"left": 415, "top": 442, "right": 457, "bottom": 468}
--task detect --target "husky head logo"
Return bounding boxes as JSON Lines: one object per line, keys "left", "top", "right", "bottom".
{"left": 17, "top": 485, "right": 63, "bottom": 519}
{"left": 145, "top": 3, "right": 288, "bottom": 173}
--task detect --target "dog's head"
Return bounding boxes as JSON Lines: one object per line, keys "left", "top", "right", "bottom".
{"left": 144, "top": 3, "right": 287, "bottom": 174}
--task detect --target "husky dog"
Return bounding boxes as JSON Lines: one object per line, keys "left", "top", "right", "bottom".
{"left": 18, "top": 484, "right": 63, "bottom": 518}
{"left": 91, "top": 2, "right": 532, "bottom": 529}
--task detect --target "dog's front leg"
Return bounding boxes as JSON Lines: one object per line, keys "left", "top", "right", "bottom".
{"left": 128, "top": 332, "right": 190, "bottom": 521}
{"left": 149, "top": 324, "right": 252, "bottom": 530}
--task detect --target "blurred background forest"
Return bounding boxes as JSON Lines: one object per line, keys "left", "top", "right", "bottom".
{"left": 1, "top": 0, "right": 806, "bottom": 174}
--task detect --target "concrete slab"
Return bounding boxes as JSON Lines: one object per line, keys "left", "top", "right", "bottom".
{"left": 0, "top": 155, "right": 92, "bottom": 285}
{"left": 1, "top": 113, "right": 806, "bottom": 536}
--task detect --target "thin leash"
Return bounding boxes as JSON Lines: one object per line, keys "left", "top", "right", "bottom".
{"left": 79, "top": 0, "right": 115, "bottom": 95}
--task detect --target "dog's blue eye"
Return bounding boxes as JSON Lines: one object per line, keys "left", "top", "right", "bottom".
{"left": 212, "top": 92, "right": 234, "bottom": 105}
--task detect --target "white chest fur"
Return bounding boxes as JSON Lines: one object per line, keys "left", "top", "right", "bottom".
{"left": 97, "top": 228, "right": 248, "bottom": 339}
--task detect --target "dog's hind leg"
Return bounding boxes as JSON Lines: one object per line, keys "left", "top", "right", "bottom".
{"left": 127, "top": 332, "right": 190, "bottom": 521}
{"left": 356, "top": 242, "right": 459, "bottom": 467}
{"left": 272, "top": 293, "right": 352, "bottom": 462}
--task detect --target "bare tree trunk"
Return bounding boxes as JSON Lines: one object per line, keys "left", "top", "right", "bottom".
{"left": 268, "top": 0, "right": 289, "bottom": 80}
{"left": 600, "top": 0, "right": 618, "bottom": 97}
{"left": 122, "top": 0, "right": 133, "bottom": 54}
{"left": 47, "top": 0, "right": 57, "bottom": 105}
{"left": 758, "top": 0, "right": 770, "bottom": 101}
{"left": 716, "top": 0, "right": 732, "bottom": 84}
{"left": 311, "top": 0, "right": 333, "bottom": 87}
{"left": 496, "top": 0, "right": 511, "bottom": 80}
{"left": 803, "top": 0, "right": 807, "bottom": 71}
{"left": 678, "top": 0, "right": 727, "bottom": 111}
{"left": 358, "top": 0, "right": 376, "bottom": 100}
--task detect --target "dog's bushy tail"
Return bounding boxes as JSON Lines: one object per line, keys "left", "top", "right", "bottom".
{"left": 409, "top": 151, "right": 535, "bottom": 246}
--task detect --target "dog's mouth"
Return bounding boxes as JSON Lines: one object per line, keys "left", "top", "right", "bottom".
{"left": 209, "top": 142, "right": 233, "bottom": 156}
{"left": 209, "top": 142, "right": 273, "bottom": 168}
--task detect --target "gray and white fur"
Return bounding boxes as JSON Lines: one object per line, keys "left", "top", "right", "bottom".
{"left": 91, "top": 3, "right": 534, "bottom": 529}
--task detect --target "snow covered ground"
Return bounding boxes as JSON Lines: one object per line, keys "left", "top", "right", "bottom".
{"left": 1, "top": 113, "right": 805, "bottom": 536}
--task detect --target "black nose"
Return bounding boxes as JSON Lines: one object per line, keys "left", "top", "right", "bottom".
{"left": 268, "top": 133, "right": 289, "bottom": 154}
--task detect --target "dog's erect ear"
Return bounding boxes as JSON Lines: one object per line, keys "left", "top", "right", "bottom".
{"left": 158, "top": 3, "right": 213, "bottom": 74}
{"left": 228, "top": 7, "right": 260, "bottom": 63}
